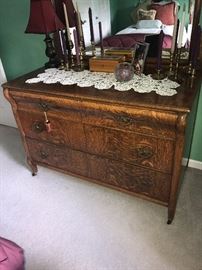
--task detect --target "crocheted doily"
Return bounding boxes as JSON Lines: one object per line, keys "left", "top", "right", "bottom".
{"left": 26, "top": 68, "right": 180, "bottom": 96}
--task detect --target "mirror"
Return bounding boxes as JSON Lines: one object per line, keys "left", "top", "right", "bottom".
{"left": 163, "top": 0, "right": 201, "bottom": 61}
{"left": 105, "top": 0, "right": 201, "bottom": 62}
{"left": 53, "top": 0, "right": 201, "bottom": 71}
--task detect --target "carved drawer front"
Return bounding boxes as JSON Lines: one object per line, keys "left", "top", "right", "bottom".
{"left": 13, "top": 92, "right": 177, "bottom": 139}
{"left": 26, "top": 138, "right": 170, "bottom": 203}
{"left": 84, "top": 125, "right": 174, "bottom": 173}
{"left": 81, "top": 106, "right": 177, "bottom": 139}
{"left": 26, "top": 138, "right": 88, "bottom": 176}
{"left": 88, "top": 156, "right": 171, "bottom": 203}
{"left": 18, "top": 110, "right": 86, "bottom": 151}
{"left": 18, "top": 110, "right": 174, "bottom": 173}
{"left": 14, "top": 94, "right": 82, "bottom": 123}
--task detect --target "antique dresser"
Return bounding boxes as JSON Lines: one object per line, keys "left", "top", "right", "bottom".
{"left": 3, "top": 68, "right": 201, "bottom": 224}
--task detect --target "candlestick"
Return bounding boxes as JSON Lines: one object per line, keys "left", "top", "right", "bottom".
{"left": 79, "top": 40, "right": 85, "bottom": 70}
{"left": 72, "top": 0, "right": 77, "bottom": 10}
{"left": 167, "top": 52, "right": 174, "bottom": 77}
{"left": 88, "top": 7, "right": 94, "bottom": 42}
{"left": 192, "top": 25, "right": 201, "bottom": 69}
{"left": 157, "top": 30, "right": 164, "bottom": 71}
{"left": 69, "top": 39, "right": 75, "bottom": 67}
{"left": 174, "top": 48, "right": 181, "bottom": 80}
{"left": 171, "top": 4, "right": 178, "bottom": 54}
{"left": 187, "top": 62, "right": 192, "bottom": 74}
{"left": 73, "top": 29, "right": 80, "bottom": 66}
{"left": 59, "top": 30, "right": 65, "bottom": 55}
{"left": 177, "top": 4, "right": 186, "bottom": 49}
{"left": 152, "top": 31, "right": 166, "bottom": 81}
{"left": 59, "top": 30, "right": 69, "bottom": 70}
{"left": 99, "top": 21, "right": 104, "bottom": 56}
{"left": 151, "top": 69, "right": 166, "bottom": 80}
{"left": 75, "top": 2, "right": 83, "bottom": 40}
{"left": 88, "top": 8, "right": 95, "bottom": 56}
{"left": 63, "top": 2, "right": 71, "bottom": 43}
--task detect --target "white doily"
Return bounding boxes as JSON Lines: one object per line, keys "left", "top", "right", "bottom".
{"left": 26, "top": 68, "right": 180, "bottom": 96}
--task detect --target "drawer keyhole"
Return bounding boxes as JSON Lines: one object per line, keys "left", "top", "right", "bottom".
{"left": 116, "top": 115, "right": 132, "bottom": 124}
{"left": 40, "top": 150, "right": 48, "bottom": 159}
{"left": 40, "top": 102, "right": 49, "bottom": 111}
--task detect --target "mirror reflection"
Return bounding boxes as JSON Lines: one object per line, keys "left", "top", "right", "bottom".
{"left": 102, "top": 0, "right": 197, "bottom": 59}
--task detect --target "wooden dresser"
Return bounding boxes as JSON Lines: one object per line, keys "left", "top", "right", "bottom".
{"left": 3, "top": 68, "right": 201, "bottom": 224}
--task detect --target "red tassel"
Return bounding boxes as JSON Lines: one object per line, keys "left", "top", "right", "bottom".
{"left": 45, "top": 120, "right": 51, "bottom": 133}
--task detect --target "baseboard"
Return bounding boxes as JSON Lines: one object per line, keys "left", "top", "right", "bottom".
{"left": 182, "top": 158, "right": 202, "bottom": 170}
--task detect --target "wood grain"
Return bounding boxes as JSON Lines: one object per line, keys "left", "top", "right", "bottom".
{"left": 2, "top": 66, "right": 201, "bottom": 223}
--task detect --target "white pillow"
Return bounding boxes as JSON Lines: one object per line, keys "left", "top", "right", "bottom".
{"left": 135, "top": 19, "right": 162, "bottom": 29}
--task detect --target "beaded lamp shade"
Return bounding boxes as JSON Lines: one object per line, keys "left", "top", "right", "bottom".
{"left": 54, "top": 0, "right": 76, "bottom": 28}
{"left": 25, "top": 0, "right": 65, "bottom": 34}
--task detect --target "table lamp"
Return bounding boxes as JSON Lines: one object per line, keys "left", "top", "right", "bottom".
{"left": 25, "top": 0, "right": 65, "bottom": 68}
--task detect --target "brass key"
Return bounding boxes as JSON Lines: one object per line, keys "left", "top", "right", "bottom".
{"left": 44, "top": 111, "right": 51, "bottom": 133}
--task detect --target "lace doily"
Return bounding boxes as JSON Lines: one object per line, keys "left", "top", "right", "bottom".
{"left": 26, "top": 68, "right": 180, "bottom": 96}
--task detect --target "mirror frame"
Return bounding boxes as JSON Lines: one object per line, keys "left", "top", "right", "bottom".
{"left": 189, "top": 0, "right": 202, "bottom": 63}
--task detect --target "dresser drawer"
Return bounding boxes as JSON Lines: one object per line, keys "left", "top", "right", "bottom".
{"left": 81, "top": 106, "right": 177, "bottom": 139}
{"left": 13, "top": 91, "right": 177, "bottom": 139}
{"left": 18, "top": 110, "right": 86, "bottom": 151}
{"left": 27, "top": 138, "right": 88, "bottom": 176}
{"left": 18, "top": 110, "right": 174, "bottom": 173}
{"left": 84, "top": 125, "right": 174, "bottom": 173}
{"left": 88, "top": 155, "right": 171, "bottom": 203}
{"left": 26, "top": 138, "right": 171, "bottom": 203}
{"left": 13, "top": 93, "right": 82, "bottom": 123}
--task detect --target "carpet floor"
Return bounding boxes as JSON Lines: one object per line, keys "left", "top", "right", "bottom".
{"left": 0, "top": 124, "right": 202, "bottom": 270}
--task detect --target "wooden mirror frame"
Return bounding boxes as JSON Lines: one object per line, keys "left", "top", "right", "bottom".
{"left": 189, "top": 0, "right": 202, "bottom": 64}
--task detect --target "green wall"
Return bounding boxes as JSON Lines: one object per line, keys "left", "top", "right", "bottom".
{"left": 189, "top": 11, "right": 202, "bottom": 161}
{"left": 190, "top": 89, "right": 202, "bottom": 161}
{"left": 0, "top": 0, "right": 46, "bottom": 80}
{"left": 0, "top": 0, "right": 201, "bottom": 162}
{"left": 110, "top": 0, "right": 137, "bottom": 34}
{"left": 109, "top": 0, "right": 119, "bottom": 34}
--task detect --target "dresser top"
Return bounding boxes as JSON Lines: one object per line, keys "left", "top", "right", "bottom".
{"left": 3, "top": 68, "right": 201, "bottom": 113}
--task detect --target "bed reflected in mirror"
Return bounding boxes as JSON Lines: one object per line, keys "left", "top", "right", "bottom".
{"left": 104, "top": 0, "right": 201, "bottom": 62}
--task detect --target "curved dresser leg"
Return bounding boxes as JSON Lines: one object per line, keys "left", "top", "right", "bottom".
{"left": 27, "top": 157, "right": 38, "bottom": 176}
{"left": 167, "top": 219, "right": 172, "bottom": 225}
{"left": 167, "top": 207, "right": 175, "bottom": 224}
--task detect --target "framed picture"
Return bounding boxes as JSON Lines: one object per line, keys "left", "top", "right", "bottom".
{"left": 133, "top": 41, "right": 150, "bottom": 75}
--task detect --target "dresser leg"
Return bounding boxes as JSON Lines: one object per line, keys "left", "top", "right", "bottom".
{"left": 167, "top": 208, "right": 175, "bottom": 224}
{"left": 167, "top": 219, "right": 172, "bottom": 225}
{"left": 27, "top": 157, "right": 38, "bottom": 176}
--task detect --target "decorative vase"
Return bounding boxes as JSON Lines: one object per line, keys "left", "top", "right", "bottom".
{"left": 114, "top": 62, "right": 134, "bottom": 82}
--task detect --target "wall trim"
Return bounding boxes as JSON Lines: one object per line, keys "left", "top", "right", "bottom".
{"left": 182, "top": 158, "right": 202, "bottom": 170}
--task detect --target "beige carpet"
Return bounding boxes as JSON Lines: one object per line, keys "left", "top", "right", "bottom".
{"left": 0, "top": 124, "right": 202, "bottom": 270}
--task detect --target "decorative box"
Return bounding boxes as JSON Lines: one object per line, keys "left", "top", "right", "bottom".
{"left": 104, "top": 47, "right": 136, "bottom": 61}
{"left": 89, "top": 55, "right": 124, "bottom": 73}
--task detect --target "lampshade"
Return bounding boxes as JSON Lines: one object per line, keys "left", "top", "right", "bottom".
{"left": 54, "top": 0, "right": 76, "bottom": 27}
{"left": 25, "top": 0, "right": 65, "bottom": 34}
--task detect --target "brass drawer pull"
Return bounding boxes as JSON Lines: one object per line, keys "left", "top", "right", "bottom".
{"left": 136, "top": 147, "right": 153, "bottom": 159}
{"left": 32, "top": 121, "right": 44, "bottom": 133}
{"left": 40, "top": 150, "right": 48, "bottom": 159}
{"left": 116, "top": 115, "right": 132, "bottom": 124}
{"left": 40, "top": 102, "right": 49, "bottom": 111}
